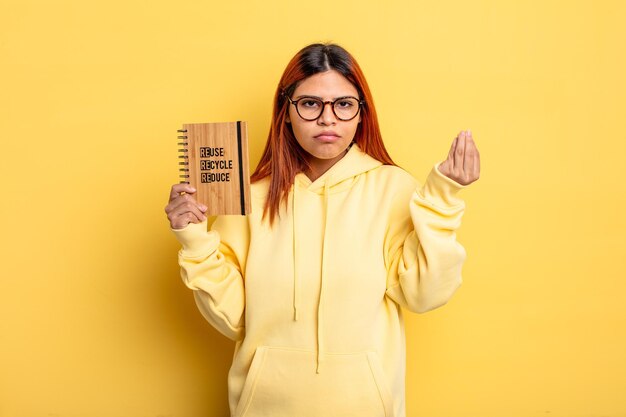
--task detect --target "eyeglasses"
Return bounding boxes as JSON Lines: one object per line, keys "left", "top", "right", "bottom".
{"left": 286, "top": 95, "right": 364, "bottom": 121}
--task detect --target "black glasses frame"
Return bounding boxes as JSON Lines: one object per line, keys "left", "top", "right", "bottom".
{"left": 286, "top": 95, "right": 365, "bottom": 121}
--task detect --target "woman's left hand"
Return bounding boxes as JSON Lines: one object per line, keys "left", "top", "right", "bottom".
{"left": 437, "top": 130, "right": 480, "bottom": 186}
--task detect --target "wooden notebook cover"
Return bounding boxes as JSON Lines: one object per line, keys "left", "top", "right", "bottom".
{"left": 178, "top": 121, "right": 251, "bottom": 215}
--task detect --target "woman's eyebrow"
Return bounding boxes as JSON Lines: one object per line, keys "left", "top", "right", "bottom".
{"left": 293, "top": 94, "right": 358, "bottom": 100}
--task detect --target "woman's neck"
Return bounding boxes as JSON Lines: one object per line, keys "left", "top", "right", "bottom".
{"left": 304, "top": 149, "right": 348, "bottom": 182}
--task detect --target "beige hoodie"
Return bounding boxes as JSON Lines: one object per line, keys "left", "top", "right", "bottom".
{"left": 171, "top": 143, "right": 468, "bottom": 417}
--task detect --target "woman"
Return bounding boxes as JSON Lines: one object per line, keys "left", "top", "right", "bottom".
{"left": 165, "top": 43, "right": 480, "bottom": 417}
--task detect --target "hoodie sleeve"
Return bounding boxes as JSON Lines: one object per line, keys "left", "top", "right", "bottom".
{"left": 170, "top": 214, "right": 248, "bottom": 341}
{"left": 384, "top": 162, "right": 468, "bottom": 313}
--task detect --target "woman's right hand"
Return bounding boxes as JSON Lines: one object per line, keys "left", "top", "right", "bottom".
{"left": 165, "top": 183, "right": 208, "bottom": 230}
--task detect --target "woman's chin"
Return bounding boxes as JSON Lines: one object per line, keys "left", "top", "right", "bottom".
{"left": 306, "top": 141, "right": 350, "bottom": 159}
{"left": 308, "top": 148, "right": 347, "bottom": 161}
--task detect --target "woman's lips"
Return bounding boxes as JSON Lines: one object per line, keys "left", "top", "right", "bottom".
{"left": 314, "top": 132, "right": 340, "bottom": 142}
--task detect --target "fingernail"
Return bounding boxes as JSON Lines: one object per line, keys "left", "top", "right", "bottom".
{"left": 468, "top": 130, "right": 472, "bottom": 136}
{"left": 190, "top": 187, "right": 196, "bottom": 192}
{"left": 199, "top": 204, "right": 207, "bottom": 211}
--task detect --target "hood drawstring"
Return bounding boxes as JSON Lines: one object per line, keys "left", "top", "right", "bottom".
{"left": 316, "top": 180, "right": 331, "bottom": 373}
{"left": 291, "top": 177, "right": 331, "bottom": 374}
{"left": 292, "top": 183, "right": 300, "bottom": 321}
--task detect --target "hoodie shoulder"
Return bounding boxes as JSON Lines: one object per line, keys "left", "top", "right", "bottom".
{"left": 371, "top": 164, "right": 420, "bottom": 192}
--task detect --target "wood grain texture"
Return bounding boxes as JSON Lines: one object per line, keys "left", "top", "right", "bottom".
{"left": 180, "top": 121, "right": 251, "bottom": 215}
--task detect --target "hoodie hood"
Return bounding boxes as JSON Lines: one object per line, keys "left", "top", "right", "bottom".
{"left": 294, "top": 143, "right": 383, "bottom": 193}
{"left": 290, "top": 143, "right": 382, "bottom": 373}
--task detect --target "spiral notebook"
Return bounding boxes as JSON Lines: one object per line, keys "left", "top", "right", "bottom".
{"left": 177, "top": 121, "right": 251, "bottom": 215}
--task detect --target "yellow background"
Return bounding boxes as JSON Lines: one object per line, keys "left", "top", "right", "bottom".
{"left": 1, "top": 0, "right": 625, "bottom": 416}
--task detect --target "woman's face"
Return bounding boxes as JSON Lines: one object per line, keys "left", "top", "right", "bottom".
{"left": 287, "top": 70, "right": 361, "bottom": 169}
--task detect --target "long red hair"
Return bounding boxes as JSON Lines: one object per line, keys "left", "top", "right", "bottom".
{"left": 250, "top": 43, "right": 396, "bottom": 225}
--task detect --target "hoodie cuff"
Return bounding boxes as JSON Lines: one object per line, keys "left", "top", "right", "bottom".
{"left": 419, "top": 162, "right": 467, "bottom": 208}
{"left": 170, "top": 219, "right": 219, "bottom": 258}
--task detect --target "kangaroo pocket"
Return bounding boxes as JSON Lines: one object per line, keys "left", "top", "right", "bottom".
{"left": 233, "top": 346, "right": 395, "bottom": 417}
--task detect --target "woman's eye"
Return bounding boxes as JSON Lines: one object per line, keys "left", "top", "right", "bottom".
{"left": 337, "top": 100, "right": 354, "bottom": 108}
{"left": 302, "top": 100, "right": 320, "bottom": 108}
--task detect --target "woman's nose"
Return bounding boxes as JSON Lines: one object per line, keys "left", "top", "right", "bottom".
{"left": 317, "top": 102, "right": 337, "bottom": 125}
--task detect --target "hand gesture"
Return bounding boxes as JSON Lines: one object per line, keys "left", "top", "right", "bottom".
{"left": 437, "top": 130, "right": 481, "bottom": 186}
{"left": 164, "top": 183, "right": 208, "bottom": 229}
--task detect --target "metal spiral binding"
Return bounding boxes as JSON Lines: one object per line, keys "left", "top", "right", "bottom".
{"left": 177, "top": 129, "right": 189, "bottom": 184}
